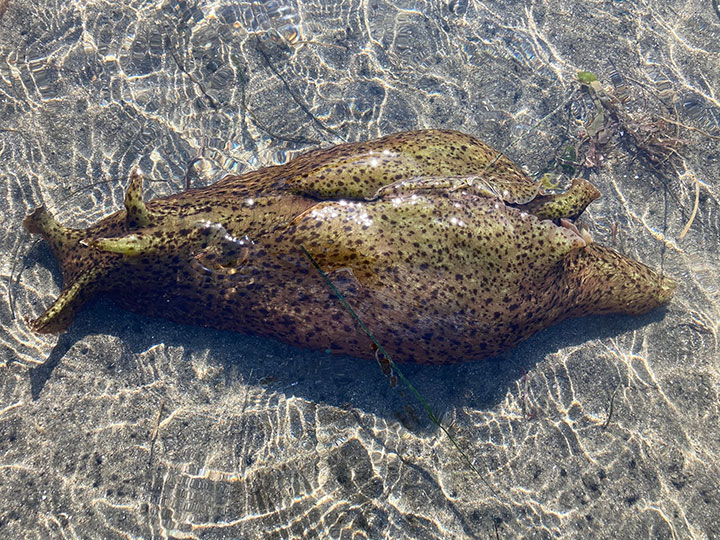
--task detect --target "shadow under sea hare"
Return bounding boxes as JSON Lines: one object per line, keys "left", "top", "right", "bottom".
{"left": 24, "top": 129, "right": 675, "bottom": 364}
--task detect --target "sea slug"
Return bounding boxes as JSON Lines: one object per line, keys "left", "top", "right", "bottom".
{"left": 24, "top": 130, "right": 675, "bottom": 363}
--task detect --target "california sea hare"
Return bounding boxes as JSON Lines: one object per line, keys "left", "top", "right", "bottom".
{"left": 24, "top": 130, "right": 675, "bottom": 363}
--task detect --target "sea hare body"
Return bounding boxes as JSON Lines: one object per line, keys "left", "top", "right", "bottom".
{"left": 24, "top": 130, "right": 675, "bottom": 364}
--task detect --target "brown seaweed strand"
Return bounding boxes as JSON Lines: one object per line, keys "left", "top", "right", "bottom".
{"left": 300, "top": 244, "right": 498, "bottom": 497}
{"left": 254, "top": 38, "right": 343, "bottom": 142}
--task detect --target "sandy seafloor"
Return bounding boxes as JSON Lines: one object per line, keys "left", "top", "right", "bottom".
{"left": 1, "top": 0, "right": 719, "bottom": 538}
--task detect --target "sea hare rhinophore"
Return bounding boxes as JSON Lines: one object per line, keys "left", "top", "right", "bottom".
{"left": 24, "top": 130, "right": 675, "bottom": 363}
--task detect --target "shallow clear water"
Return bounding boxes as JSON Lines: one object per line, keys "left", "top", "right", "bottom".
{"left": 0, "top": 0, "right": 719, "bottom": 538}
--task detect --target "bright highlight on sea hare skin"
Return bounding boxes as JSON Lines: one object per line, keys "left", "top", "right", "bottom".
{"left": 24, "top": 129, "right": 675, "bottom": 364}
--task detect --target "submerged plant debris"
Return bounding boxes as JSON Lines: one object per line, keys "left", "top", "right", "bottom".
{"left": 569, "top": 70, "right": 685, "bottom": 173}
{"left": 299, "top": 244, "right": 500, "bottom": 498}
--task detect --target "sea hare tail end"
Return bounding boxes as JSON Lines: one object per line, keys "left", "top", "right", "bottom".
{"left": 568, "top": 243, "right": 676, "bottom": 317}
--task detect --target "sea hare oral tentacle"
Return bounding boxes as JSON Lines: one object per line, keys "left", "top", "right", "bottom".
{"left": 23, "top": 206, "right": 84, "bottom": 262}
{"left": 27, "top": 263, "right": 112, "bottom": 333}
{"left": 23, "top": 129, "right": 675, "bottom": 363}
{"left": 23, "top": 206, "right": 116, "bottom": 333}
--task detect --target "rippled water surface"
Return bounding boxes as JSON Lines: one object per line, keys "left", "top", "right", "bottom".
{"left": 1, "top": 0, "right": 719, "bottom": 538}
